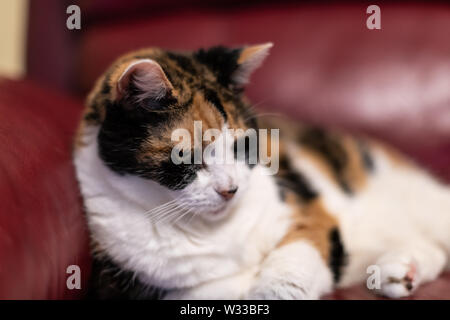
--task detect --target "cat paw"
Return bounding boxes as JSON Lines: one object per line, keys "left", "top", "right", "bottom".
{"left": 376, "top": 257, "right": 419, "bottom": 298}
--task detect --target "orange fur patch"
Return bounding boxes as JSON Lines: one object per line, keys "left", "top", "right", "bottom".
{"left": 278, "top": 195, "right": 338, "bottom": 261}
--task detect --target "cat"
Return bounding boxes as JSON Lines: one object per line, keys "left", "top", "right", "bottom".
{"left": 73, "top": 43, "right": 450, "bottom": 299}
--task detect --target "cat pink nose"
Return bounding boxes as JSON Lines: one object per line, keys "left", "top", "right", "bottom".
{"left": 215, "top": 186, "right": 238, "bottom": 200}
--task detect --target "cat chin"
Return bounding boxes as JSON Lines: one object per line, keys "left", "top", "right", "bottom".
{"left": 191, "top": 204, "right": 229, "bottom": 222}
{"left": 203, "top": 207, "right": 231, "bottom": 221}
{"left": 188, "top": 199, "right": 238, "bottom": 222}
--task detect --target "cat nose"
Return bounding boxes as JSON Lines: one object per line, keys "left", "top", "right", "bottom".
{"left": 215, "top": 186, "right": 238, "bottom": 200}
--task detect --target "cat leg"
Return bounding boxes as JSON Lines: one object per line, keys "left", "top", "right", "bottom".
{"left": 373, "top": 241, "right": 447, "bottom": 298}
{"left": 245, "top": 198, "right": 340, "bottom": 300}
{"left": 163, "top": 267, "right": 258, "bottom": 300}
{"left": 246, "top": 241, "right": 333, "bottom": 300}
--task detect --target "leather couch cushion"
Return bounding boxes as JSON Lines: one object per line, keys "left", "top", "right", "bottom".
{"left": 0, "top": 79, "right": 90, "bottom": 299}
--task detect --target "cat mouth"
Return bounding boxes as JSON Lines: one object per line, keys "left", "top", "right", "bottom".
{"left": 209, "top": 207, "right": 226, "bottom": 215}
{"left": 207, "top": 197, "right": 239, "bottom": 217}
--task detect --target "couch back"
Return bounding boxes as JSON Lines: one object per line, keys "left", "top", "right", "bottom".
{"left": 27, "top": 1, "right": 450, "bottom": 180}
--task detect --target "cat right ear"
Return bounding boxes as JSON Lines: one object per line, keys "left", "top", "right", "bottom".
{"left": 114, "top": 59, "right": 173, "bottom": 104}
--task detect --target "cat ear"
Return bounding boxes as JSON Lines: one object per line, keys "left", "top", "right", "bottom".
{"left": 115, "top": 59, "right": 173, "bottom": 102}
{"left": 232, "top": 43, "right": 273, "bottom": 86}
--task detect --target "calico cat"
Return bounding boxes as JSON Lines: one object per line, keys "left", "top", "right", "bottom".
{"left": 74, "top": 43, "right": 450, "bottom": 299}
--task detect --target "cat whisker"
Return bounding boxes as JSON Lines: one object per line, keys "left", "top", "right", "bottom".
{"left": 143, "top": 196, "right": 189, "bottom": 217}
{"left": 172, "top": 207, "right": 195, "bottom": 224}
{"left": 160, "top": 201, "right": 197, "bottom": 225}
{"left": 144, "top": 199, "right": 179, "bottom": 217}
{"left": 152, "top": 202, "right": 190, "bottom": 224}
{"left": 184, "top": 210, "right": 199, "bottom": 227}
{"left": 150, "top": 206, "right": 183, "bottom": 223}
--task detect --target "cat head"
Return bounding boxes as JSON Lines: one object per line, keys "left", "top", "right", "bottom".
{"left": 85, "top": 43, "right": 273, "bottom": 220}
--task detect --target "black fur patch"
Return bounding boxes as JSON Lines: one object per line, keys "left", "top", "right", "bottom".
{"left": 98, "top": 101, "right": 150, "bottom": 173}
{"left": 203, "top": 87, "right": 228, "bottom": 120}
{"left": 97, "top": 100, "right": 202, "bottom": 190}
{"left": 166, "top": 52, "right": 198, "bottom": 76}
{"left": 328, "top": 228, "right": 347, "bottom": 283}
{"left": 101, "top": 81, "right": 111, "bottom": 95}
{"left": 194, "top": 46, "right": 241, "bottom": 87}
{"left": 88, "top": 255, "right": 167, "bottom": 300}
{"left": 276, "top": 156, "right": 318, "bottom": 202}
{"left": 299, "top": 128, "right": 352, "bottom": 194}
{"left": 157, "top": 159, "right": 203, "bottom": 190}
{"left": 84, "top": 106, "right": 101, "bottom": 123}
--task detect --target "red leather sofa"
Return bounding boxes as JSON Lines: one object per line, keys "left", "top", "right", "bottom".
{"left": 1, "top": 0, "right": 449, "bottom": 299}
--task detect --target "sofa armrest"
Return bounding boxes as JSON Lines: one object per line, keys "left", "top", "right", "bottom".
{"left": 0, "top": 78, "right": 90, "bottom": 299}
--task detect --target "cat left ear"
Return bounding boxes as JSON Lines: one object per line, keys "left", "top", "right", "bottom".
{"left": 115, "top": 59, "right": 173, "bottom": 103}
{"left": 232, "top": 43, "right": 273, "bottom": 86}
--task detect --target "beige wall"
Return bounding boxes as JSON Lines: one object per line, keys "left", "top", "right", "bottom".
{"left": 0, "top": 0, "right": 28, "bottom": 78}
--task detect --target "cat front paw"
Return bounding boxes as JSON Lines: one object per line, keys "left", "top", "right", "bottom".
{"left": 247, "top": 242, "right": 333, "bottom": 300}
{"left": 375, "top": 257, "right": 419, "bottom": 298}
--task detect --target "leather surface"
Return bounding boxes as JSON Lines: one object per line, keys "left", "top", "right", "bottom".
{"left": 0, "top": 79, "right": 90, "bottom": 299}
